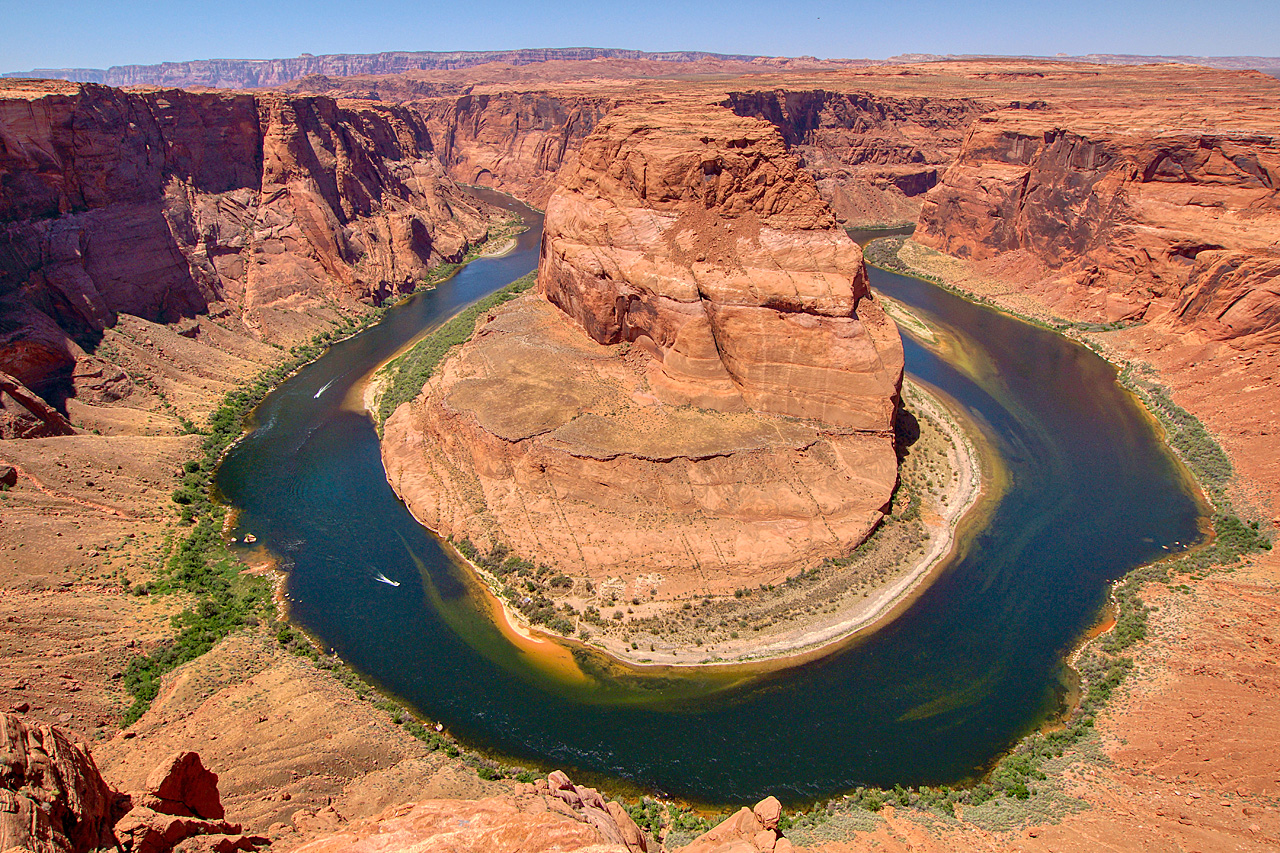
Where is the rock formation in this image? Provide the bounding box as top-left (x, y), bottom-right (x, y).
top-left (724, 90), bottom-right (987, 226)
top-left (114, 750), bottom-right (264, 853)
top-left (1, 371), bottom-right (76, 438)
top-left (382, 104), bottom-right (902, 594)
top-left (415, 92), bottom-right (619, 205)
top-left (678, 796), bottom-right (795, 853)
top-left (290, 771), bottom-right (646, 853)
top-left (915, 87), bottom-right (1280, 341)
top-left (537, 106), bottom-right (902, 429)
top-left (286, 779), bottom-right (800, 853)
top-left (0, 714), bottom-right (264, 853)
top-left (0, 713), bottom-right (124, 853)
top-left (0, 79), bottom-right (496, 422)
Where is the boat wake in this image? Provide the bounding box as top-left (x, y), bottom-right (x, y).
top-left (373, 571), bottom-right (401, 587)
top-left (313, 377), bottom-right (338, 399)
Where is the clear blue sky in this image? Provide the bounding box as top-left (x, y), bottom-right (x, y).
top-left (3, 0), bottom-right (1277, 72)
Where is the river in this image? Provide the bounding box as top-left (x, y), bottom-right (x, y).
top-left (216, 191), bottom-right (1204, 804)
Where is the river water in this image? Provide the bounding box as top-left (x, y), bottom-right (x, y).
top-left (216, 192), bottom-right (1204, 804)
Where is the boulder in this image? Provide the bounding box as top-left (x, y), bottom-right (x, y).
top-left (138, 752), bottom-right (224, 820)
top-left (675, 797), bottom-right (789, 853)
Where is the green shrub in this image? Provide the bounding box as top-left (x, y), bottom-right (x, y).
top-left (376, 272), bottom-right (537, 427)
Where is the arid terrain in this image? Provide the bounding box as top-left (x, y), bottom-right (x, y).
top-left (2, 52), bottom-right (1279, 853)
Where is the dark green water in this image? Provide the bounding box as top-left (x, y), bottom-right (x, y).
top-left (216, 192), bottom-right (1204, 804)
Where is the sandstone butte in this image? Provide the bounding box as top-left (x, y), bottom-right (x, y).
top-left (381, 103), bottom-right (904, 595)
top-left (3, 57), bottom-right (1280, 853)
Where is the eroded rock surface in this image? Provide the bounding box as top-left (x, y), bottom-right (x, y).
top-left (290, 771), bottom-right (645, 853)
top-left (0, 713), bottom-right (124, 853)
top-left (915, 73), bottom-right (1280, 342)
top-left (383, 104), bottom-right (902, 592)
top-left (0, 78), bottom-right (495, 423)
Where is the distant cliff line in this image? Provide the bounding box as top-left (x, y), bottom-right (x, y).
top-left (0, 47), bottom-right (866, 89)
top-left (6, 47), bottom-right (1280, 90)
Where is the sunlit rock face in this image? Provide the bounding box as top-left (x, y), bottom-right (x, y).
top-left (383, 103), bottom-right (903, 592)
top-left (538, 104), bottom-right (903, 431)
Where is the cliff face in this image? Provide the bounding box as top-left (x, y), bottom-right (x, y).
top-left (725, 89), bottom-right (988, 226)
top-left (915, 100), bottom-right (1280, 342)
top-left (0, 79), bottom-right (493, 403)
top-left (2, 49), bottom-right (823, 90)
top-left (539, 105), bottom-right (903, 429)
top-left (383, 104), bottom-right (902, 592)
top-left (416, 92), bottom-right (619, 206)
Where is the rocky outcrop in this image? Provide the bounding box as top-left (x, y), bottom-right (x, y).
top-left (677, 797), bottom-right (794, 853)
top-left (291, 772), bottom-right (645, 853)
top-left (288, 782), bottom-right (800, 853)
top-left (0, 713), bottom-right (125, 853)
top-left (915, 96), bottom-right (1280, 340)
top-left (0, 78), bottom-right (495, 417)
top-left (134, 752), bottom-right (224, 821)
top-left (114, 751), bottom-right (264, 853)
top-left (383, 104), bottom-right (901, 593)
top-left (1, 371), bottom-right (76, 438)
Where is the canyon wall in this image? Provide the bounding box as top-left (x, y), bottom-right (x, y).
top-left (725, 89), bottom-right (987, 225)
top-left (415, 92), bottom-right (619, 206)
top-left (915, 95), bottom-right (1280, 342)
top-left (0, 79), bottom-right (494, 418)
top-left (275, 76), bottom-right (985, 223)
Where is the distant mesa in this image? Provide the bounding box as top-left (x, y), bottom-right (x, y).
top-left (382, 103), bottom-right (904, 594)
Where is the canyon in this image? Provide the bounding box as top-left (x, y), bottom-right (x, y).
top-left (1, 54), bottom-right (1278, 853)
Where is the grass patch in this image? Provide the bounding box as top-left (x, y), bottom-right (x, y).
top-left (374, 271), bottom-right (537, 427)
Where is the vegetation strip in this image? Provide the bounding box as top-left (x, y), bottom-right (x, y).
top-left (769, 237), bottom-right (1273, 835)
top-left (373, 270), bottom-right (538, 427)
top-left (121, 218), bottom-right (522, 725)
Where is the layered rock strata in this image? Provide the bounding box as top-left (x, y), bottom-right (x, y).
top-left (0, 713), bottom-right (124, 853)
top-left (915, 85), bottom-right (1280, 343)
top-left (0, 79), bottom-right (495, 415)
top-left (383, 105), bottom-right (902, 592)
top-left (725, 89), bottom-right (988, 226)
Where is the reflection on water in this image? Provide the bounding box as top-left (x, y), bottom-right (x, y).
top-left (217, 197), bottom-right (1204, 804)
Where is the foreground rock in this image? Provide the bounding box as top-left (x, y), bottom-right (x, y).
top-left (291, 771), bottom-right (646, 853)
top-left (678, 796), bottom-right (793, 853)
top-left (383, 104), bottom-right (902, 596)
top-left (0, 713), bottom-right (123, 853)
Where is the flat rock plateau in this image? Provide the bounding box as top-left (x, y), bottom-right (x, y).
top-left (2, 54), bottom-right (1279, 853)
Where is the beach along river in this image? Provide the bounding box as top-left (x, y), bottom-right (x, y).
top-left (216, 193), bottom-right (1204, 804)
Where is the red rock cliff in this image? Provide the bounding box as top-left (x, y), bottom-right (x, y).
top-left (724, 89), bottom-right (987, 226)
top-left (0, 79), bottom-right (494, 401)
top-left (915, 85), bottom-right (1280, 343)
top-left (538, 104), bottom-right (903, 430)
